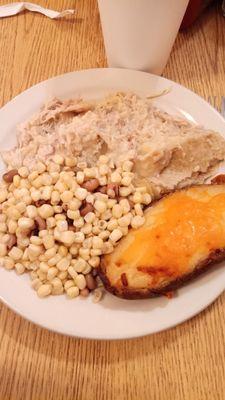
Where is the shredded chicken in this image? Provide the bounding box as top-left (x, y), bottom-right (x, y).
top-left (1, 92), bottom-right (225, 195)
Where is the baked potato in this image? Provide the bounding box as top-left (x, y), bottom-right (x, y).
top-left (99, 184), bottom-right (225, 299)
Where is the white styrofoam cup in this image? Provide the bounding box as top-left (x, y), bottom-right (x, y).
top-left (98, 0), bottom-right (189, 75)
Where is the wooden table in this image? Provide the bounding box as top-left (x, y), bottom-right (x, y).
top-left (0, 1), bottom-right (224, 399)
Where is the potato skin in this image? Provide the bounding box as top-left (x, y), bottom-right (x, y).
top-left (98, 248), bottom-right (225, 299)
top-left (98, 182), bottom-right (225, 300)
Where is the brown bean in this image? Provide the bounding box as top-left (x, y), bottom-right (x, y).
top-left (80, 288), bottom-right (90, 297)
top-left (82, 179), bottom-right (100, 192)
top-left (3, 169), bottom-right (18, 183)
top-left (98, 185), bottom-right (107, 194)
top-left (35, 216), bottom-right (46, 230)
top-left (7, 234), bottom-right (17, 250)
top-left (68, 225), bottom-right (76, 232)
top-left (80, 202), bottom-right (94, 217)
top-left (107, 183), bottom-right (119, 198)
top-left (85, 273), bottom-right (97, 290)
top-left (34, 199), bottom-right (46, 207)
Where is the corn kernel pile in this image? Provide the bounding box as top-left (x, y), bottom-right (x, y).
top-left (0, 155), bottom-right (151, 299)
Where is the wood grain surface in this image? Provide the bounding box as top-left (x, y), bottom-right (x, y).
top-left (0, 1), bottom-right (224, 399)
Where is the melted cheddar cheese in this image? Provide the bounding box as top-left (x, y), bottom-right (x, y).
top-left (104, 186), bottom-right (225, 289)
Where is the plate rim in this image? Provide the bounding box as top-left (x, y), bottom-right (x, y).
top-left (0, 270), bottom-right (224, 340)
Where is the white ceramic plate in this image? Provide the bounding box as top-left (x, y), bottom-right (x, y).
top-left (0, 68), bottom-right (224, 340)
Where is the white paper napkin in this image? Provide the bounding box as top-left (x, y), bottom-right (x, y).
top-left (0, 2), bottom-right (75, 19)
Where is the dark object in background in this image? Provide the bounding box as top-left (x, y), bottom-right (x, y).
top-left (180, 0), bottom-right (216, 29)
top-left (222, 0), bottom-right (225, 15)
